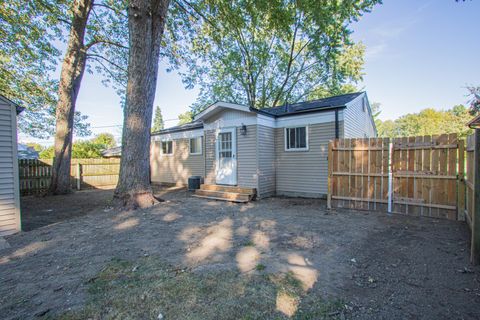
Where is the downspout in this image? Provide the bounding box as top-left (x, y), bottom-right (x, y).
top-left (334, 109), bottom-right (339, 139)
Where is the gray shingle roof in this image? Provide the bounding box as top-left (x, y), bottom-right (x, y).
top-left (258, 92), bottom-right (363, 117)
top-left (151, 121), bottom-right (204, 136)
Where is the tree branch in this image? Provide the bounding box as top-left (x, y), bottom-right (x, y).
top-left (93, 2), bottom-right (128, 18)
top-left (271, 12), bottom-right (300, 107)
top-left (86, 53), bottom-right (127, 72)
top-left (85, 38), bottom-right (128, 51)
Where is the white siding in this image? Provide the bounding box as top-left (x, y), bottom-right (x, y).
top-left (0, 99), bottom-right (21, 236)
top-left (343, 93), bottom-right (376, 138)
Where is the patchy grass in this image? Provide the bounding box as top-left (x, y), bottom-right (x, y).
top-left (255, 263), bottom-right (267, 271)
top-left (56, 257), bottom-right (344, 320)
top-left (242, 240), bottom-right (255, 247)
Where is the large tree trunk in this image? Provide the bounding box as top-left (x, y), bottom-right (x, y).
top-left (49, 0), bottom-right (93, 194)
top-left (114, 0), bottom-right (170, 209)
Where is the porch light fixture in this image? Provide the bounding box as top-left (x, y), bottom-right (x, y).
top-left (240, 124), bottom-right (247, 136)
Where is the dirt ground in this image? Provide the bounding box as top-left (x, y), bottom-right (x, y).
top-left (1, 187), bottom-right (479, 319)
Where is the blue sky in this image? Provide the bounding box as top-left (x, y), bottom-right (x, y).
top-left (19, 0), bottom-right (480, 145)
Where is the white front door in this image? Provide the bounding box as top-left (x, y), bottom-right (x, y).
top-left (216, 128), bottom-right (237, 185)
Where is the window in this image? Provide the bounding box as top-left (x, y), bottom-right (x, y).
top-left (189, 137), bottom-right (202, 155)
top-left (161, 141), bottom-right (173, 155)
top-left (285, 126), bottom-right (308, 151)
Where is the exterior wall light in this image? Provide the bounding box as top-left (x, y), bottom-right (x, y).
top-left (240, 124), bottom-right (247, 136)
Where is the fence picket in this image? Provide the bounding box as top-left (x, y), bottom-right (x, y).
top-left (18, 158), bottom-right (120, 195)
top-left (328, 134), bottom-right (461, 221)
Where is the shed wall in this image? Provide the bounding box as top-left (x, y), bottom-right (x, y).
top-left (0, 101), bottom-right (21, 236)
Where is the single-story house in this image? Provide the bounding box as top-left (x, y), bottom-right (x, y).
top-left (0, 95), bottom-right (23, 236)
top-left (150, 92), bottom-right (376, 199)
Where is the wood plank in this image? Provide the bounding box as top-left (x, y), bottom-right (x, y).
top-left (458, 138), bottom-right (466, 221)
top-left (332, 195), bottom-right (388, 204)
top-left (332, 172), bottom-right (388, 177)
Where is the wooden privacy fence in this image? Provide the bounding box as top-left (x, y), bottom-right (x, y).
top-left (327, 134), bottom-right (464, 221)
top-left (465, 134), bottom-right (478, 230)
top-left (18, 158), bottom-right (120, 195)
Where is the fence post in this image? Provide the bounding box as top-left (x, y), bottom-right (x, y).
top-left (472, 129), bottom-right (480, 265)
top-left (327, 140), bottom-right (333, 209)
top-left (76, 163), bottom-right (82, 191)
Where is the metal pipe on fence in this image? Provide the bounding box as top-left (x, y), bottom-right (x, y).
top-left (387, 141), bottom-right (393, 214)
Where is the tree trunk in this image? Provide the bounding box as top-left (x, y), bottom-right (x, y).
top-left (114, 0), bottom-right (170, 209)
top-left (49, 0), bottom-right (93, 194)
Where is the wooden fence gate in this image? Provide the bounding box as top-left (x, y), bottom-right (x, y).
top-left (327, 134), bottom-right (464, 220)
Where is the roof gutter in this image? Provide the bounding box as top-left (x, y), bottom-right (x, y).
top-left (251, 104), bottom-right (346, 118)
top-left (151, 123), bottom-right (204, 136)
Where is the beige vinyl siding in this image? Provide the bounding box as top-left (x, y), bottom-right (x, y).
top-left (344, 94), bottom-right (376, 138)
top-left (0, 101), bottom-right (21, 236)
top-left (275, 121), bottom-right (341, 197)
top-left (150, 137), bottom-right (205, 185)
top-left (236, 125), bottom-right (257, 189)
top-left (204, 130), bottom-right (216, 184)
top-left (257, 125), bottom-right (275, 197)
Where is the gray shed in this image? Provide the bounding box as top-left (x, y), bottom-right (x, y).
top-left (0, 95), bottom-right (23, 236)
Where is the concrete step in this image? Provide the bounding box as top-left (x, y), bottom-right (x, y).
top-left (199, 184), bottom-right (256, 195)
top-left (193, 189), bottom-right (252, 203)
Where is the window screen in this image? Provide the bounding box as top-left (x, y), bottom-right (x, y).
top-left (189, 137), bottom-right (202, 154)
top-left (285, 127), bottom-right (307, 150)
top-left (162, 141), bottom-right (173, 154)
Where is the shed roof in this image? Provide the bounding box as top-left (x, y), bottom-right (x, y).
top-left (0, 94), bottom-right (25, 114)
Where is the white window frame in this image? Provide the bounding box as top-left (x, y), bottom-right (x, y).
top-left (189, 136), bottom-right (203, 155)
top-left (161, 140), bottom-right (173, 156)
top-left (284, 126), bottom-right (309, 152)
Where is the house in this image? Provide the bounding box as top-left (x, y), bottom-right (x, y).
top-left (0, 95), bottom-right (23, 236)
top-left (150, 92), bottom-right (376, 200)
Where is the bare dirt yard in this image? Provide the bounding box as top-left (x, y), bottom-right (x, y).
top-left (1, 186), bottom-right (479, 319)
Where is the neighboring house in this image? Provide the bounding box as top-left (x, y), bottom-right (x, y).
top-left (17, 144), bottom-right (39, 160)
top-left (150, 92), bottom-right (376, 199)
top-left (101, 146), bottom-right (122, 158)
top-left (0, 95), bottom-right (23, 236)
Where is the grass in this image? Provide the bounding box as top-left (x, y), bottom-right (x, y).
top-left (56, 256), bottom-right (344, 320)
top-left (255, 263), bottom-right (267, 271)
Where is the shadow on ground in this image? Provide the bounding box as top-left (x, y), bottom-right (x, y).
top-left (1, 186), bottom-right (479, 319)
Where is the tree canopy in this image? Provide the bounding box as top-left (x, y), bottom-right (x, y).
top-left (39, 132), bottom-right (116, 158)
top-left (178, 110), bottom-right (193, 125)
top-left (376, 105), bottom-right (473, 139)
top-left (152, 106), bottom-right (164, 131)
top-left (173, 0), bottom-right (379, 113)
top-left (0, 0), bottom-right (128, 139)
